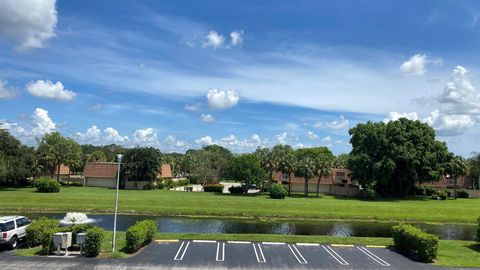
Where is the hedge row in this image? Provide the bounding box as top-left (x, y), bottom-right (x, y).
top-left (125, 220), bottom-right (157, 253)
top-left (83, 226), bottom-right (105, 257)
top-left (34, 178), bottom-right (60, 193)
top-left (203, 184), bottom-right (224, 193)
top-left (392, 224), bottom-right (439, 262)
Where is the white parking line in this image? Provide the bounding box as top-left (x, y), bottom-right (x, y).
top-left (356, 246), bottom-right (390, 267)
top-left (322, 245), bottom-right (349, 266)
top-left (173, 241), bottom-right (190, 261)
top-left (262, 242), bottom-right (285, 245)
top-left (296, 243), bottom-right (319, 246)
top-left (216, 242), bottom-right (225, 262)
top-left (227, 241), bottom-right (251, 244)
top-left (288, 244), bottom-right (308, 264)
top-left (252, 243), bottom-right (266, 263)
top-left (193, 240), bottom-right (217, 243)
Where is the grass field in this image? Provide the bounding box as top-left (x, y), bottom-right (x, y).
top-left (14, 232), bottom-right (480, 268)
top-left (1, 187), bottom-right (479, 223)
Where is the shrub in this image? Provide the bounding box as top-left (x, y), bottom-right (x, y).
top-left (143, 183), bottom-right (156, 190)
top-left (83, 226), bottom-right (105, 257)
top-left (392, 224), bottom-right (439, 262)
top-left (34, 177), bottom-right (60, 193)
top-left (424, 186), bottom-right (436, 196)
top-left (270, 183), bottom-right (288, 199)
top-left (125, 220), bottom-right (157, 253)
top-left (203, 184), bottom-right (224, 193)
top-left (445, 189), bottom-right (452, 197)
top-left (457, 190), bottom-right (469, 198)
top-left (26, 217), bottom-right (59, 254)
top-left (163, 179), bottom-right (174, 189)
top-left (358, 183), bottom-right (376, 199)
top-left (228, 185), bottom-right (245, 194)
top-left (70, 223), bottom-right (95, 245)
top-left (414, 186), bottom-right (426, 196)
top-left (437, 190), bottom-right (448, 200)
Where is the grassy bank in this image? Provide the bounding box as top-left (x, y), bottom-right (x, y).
top-left (14, 232), bottom-right (480, 268)
top-left (1, 187), bottom-right (479, 223)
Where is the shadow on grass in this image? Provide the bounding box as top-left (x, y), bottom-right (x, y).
top-left (467, 243), bottom-right (480, 253)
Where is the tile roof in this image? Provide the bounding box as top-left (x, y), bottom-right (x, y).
top-left (160, 164), bottom-right (172, 178)
top-left (84, 162), bottom-right (118, 179)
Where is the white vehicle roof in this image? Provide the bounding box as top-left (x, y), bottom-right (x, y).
top-left (0, 216), bottom-right (25, 223)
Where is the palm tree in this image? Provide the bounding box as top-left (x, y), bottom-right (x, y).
top-left (295, 156), bottom-right (316, 196)
top-left (448, 155), bottom-right (470, 199)
top-left (273, 145), bottom-right (296, 197)
top-left (314, 155), bottom-right (334, 197)
top-left (468, 152), bottom-right (480, 190)
top-left (255, 147), bottom-right (277, 190)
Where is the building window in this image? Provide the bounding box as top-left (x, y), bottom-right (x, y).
top-left (336, 172), bottom-right (346, 183)
top-left (446, 176), bottom-right (455, 186)
top-left (281, 173), bottom-right (289, 180)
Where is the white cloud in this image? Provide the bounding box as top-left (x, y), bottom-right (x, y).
top-left (322, 135), bottom-right (332, 142)
top-left (230, 30), bottom-right (243, 47)
top-left (26, 80), bottom-right (76, 101)
top-left (31, 108), bottom-right (56, 136)
top-left (75, 125), bottom-right (101, 144)
top-left (0, 0), bottom-right (57, 50)
top-left (206, 89), bottom-right (240, 109)
top-left (424, 110), bottom-right (475, 136)
top-left (314, 116), bottom-right (349, 129)
top-left (203, 31), bottom-right (225, 49)
top-left (195, 135), bottom-right (214, 146)
top-left (221, 134), bottom-right (237, 143)
top-left (104, 127), bottom-right (129, 144)
top-left (384, 111), bottom-right (419, 122)
top-left (133, 128), bottom-right (158, 145)
top-left (163, 135), bottom-right (189, 152)
top-left (275, 132), bottom-right (288, 144)
top-left (400, 54), bottom-right (427, 76)
top-left (306, 131), bottom-right (318, 140)
top-left (201, 113), bottom-right (215, 122)
top-left (399, 54), bottom-right (443, 76)
top-left (0, 80), bottom-right (18, 99)
top-left (185, 103), bottom-right (201, 111)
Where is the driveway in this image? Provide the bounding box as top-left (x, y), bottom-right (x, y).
top-left (0, 240), bottom-right (455, 269)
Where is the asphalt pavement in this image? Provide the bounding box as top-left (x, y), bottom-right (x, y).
top-left (0, 239), bottom-right (457, 269)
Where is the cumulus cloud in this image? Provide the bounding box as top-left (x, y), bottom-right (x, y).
top-left (0, 0), bottom-right (57, 50)
top-left (27, 80), bottom-right (76, 101)
top-left (399, 54), bottom-right (443, 76)
top-left (185, 103), bottom-right (201, 111)
top-left (133, 128), bottom-right (158, 146)
top-left (203, 31), bottom-right (225, 49)
top-left (206, 89), bottom-right (240, 109)
top-left (2, 108), bottom-right (56, 139)
top-left (314, 116), bottom-right (349, 129)
top-left (424, 110), bottom-right (475, 136)
top-left (195, 135), bottom-right (214, 146)
top-left (201, 113), bottom-right (215, 122)
top-left (306, 131), bottom-right (318, 140)
top-left (75, 125), bottom-right (101, 144)
top-left (0, 80), bottom-right (18, 99)
top-left (275, 132), bottom-right (288, 144)
top-left (230, 30), bottom-right (243, 47)
top-left (104, 127), bottom-right (129, 144)
top-left (384, 111), bottom-right (419, 122)
top-left (322, 135), bottom-right (332, 142)
top-left (76, 126), bottom-right (129, 145)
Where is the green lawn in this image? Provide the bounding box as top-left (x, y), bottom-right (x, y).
top-left (14, 232), bottom-right (480, 268)
top-left (1, 187), bottom-right (478, 223)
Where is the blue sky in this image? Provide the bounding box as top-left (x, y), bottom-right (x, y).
top-left (1, 0), bottom-right (480, 155)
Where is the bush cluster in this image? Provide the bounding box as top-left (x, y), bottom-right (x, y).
top-left (159, 178), bottom-right (189, 190)
top-left (83, 226), bottom-right (105, 257)
top-left (269, 183), bottom-right (288, 199)
top-left (203, 184), bottom-right (224, 193)
top-left (392, 224), bottom-right (439, 262)
top-left (34, 178), bottom-right (60, 193)
top-left (424, 186), bottom-right (436, 196)
top-left (125, 220), bottom-right (157, 253)
top-left (25, 217), bottom-right (59, 254)
top-left (456, 190), bottom-right (469, 198)
top-left (143, 183), bottom-right (156, 190)
top-left (228, 185), bottom-right (245, 194)
top-left (436, 190), bottom-right (448, 200)
top-left (69, 223), bottom-right (95, 244)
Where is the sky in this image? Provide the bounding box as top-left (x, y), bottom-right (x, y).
top-left (1, 0), bottom-right (480, 156)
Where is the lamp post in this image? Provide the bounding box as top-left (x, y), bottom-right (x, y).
top-left (112, 154), bottom-right (123, 253)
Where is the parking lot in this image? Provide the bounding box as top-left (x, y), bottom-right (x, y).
top-left (130, 240), bottom-right (440, 269)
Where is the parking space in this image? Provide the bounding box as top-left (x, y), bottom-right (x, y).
top-left (126, 240), bottom-right (440, 269)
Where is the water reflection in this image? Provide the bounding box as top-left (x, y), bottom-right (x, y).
top-left (17, 213), bottom-right (477, 241)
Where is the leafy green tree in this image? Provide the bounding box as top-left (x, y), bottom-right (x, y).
top-left (468, 153), bottom-right (480, 190)
top-left (37, 132), bottom-right (82, 181)
top-left (273, 145), bottom-right (296, 197)
top-left (0, 129), bottom-right (35, 186)
top-left (295, 156), bottom-right (316, 196)
top-left (446, 155), bottom-right (469, 199)
top-left (348, 118), bottom-right (452, 197)
top-left (295, 147), bottom-right (335, 197)
top-left (224, 154), bottom-right (266, 194)
top-left (334, 153), bottom-right (350, 169)
top-left (254, 147), bottom-right (277, 189)
top-left (88, 150), bottom-right (107, 162)
top-left (121, 147), bottom-right (162, 183)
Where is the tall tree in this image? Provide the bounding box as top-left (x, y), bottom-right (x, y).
top-left (88, 150), bottom-right (107, 162)
top-left (0, 129), bottom-right (35, 186)
top-left (224, 154), bottom-right (266, 194)
top-left (468, 152), bottom-right (480, 190)
top-left (348, 118), bottom-right (452, 197)
top-left (295, 156), bottom-right (316, 196)
top-left (296, 147), bottom-right (334, 197)
top-left (121, 147), bottom-right (162, 183)
top-left (254, 147), bottom-right (277, 190)
top-left (447, 155), bottom-right (469, 199)
top-left (333, 153), bottom-right (350, 169)
top-left (273, 145), bottom-right (296, 197)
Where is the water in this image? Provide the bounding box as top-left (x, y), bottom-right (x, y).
top-left (19, 213), bottom-right (477, 241)
top-left (59, 212), bottom-right (96, 225)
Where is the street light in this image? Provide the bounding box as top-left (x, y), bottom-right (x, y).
top-left (112, 153), bottom-right (123, 253)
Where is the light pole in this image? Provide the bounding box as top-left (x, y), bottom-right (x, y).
top-left (112, 154), bottom-right (123, 253)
